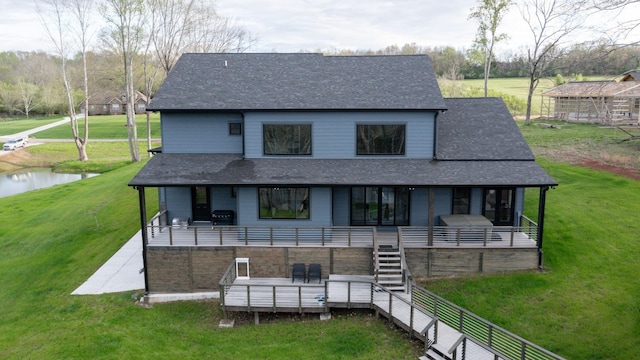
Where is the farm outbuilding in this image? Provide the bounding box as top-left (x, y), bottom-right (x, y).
top-left (541, 79), bottom-right (640, 125)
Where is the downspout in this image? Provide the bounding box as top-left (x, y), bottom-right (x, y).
top-left (136, 186), bottom-right (150, 294)
top-left (241, 112), bottom-right (246, 159)
top-left (433, 110), bottom-right (441, 160)
top-left (537, 186), bottom-right (550, 270)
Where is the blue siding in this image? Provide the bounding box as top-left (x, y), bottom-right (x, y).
top-left (165, 187), bottom-right (192, 222)
top-left (243, 111), bottom-right (435, 159)
top-left (161, 112), bottom-right (243, 153)
top-left (211, 187), bottom-right (237, 214)
top-left (410, 188), bottom-right (429, 226)
top-left (237, 187), bottom-right (332, 226)
top-left (433, 188), bottom-right (451, 225)
top-left (332, 187), bottom-right (350, 226)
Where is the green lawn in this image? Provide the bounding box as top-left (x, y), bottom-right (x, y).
top-left (0, 115), bottom-right (64, 136)
top-left (32, 114), bottom-right (161, 139)
top-left (461, 77), bottom-right (557, 115)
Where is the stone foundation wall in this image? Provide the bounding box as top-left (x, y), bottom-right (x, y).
top-left (146, 246), bottom-right (374, 293)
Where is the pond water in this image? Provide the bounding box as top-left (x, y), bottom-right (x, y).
top-left (0, 169), bottom-right (99, 198)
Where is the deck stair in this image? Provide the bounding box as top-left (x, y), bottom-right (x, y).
top-left (375, 245), bottom-right (405, 292)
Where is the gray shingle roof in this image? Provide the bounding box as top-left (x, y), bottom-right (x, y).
top-left (436, 98), bottom-right (535, 161)
top-left (147, 53), bottom-right (447, 111)
top-left (129, 153), bottom-right (557, 187)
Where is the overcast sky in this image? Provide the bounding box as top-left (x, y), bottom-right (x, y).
top-left (1, 0), bottom-right (638, 56)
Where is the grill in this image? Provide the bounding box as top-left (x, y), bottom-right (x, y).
top-left (212, 210), bottom-right (234, 225)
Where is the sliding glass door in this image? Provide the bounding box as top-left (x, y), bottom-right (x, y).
top-left (350, 187), bottom-right (409, 226)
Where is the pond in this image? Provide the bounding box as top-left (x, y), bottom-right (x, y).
top-left (0, 169), bottom-right (99, 198)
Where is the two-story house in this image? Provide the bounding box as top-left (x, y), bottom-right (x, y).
top-left (129, 53), bottom-right (556, 295)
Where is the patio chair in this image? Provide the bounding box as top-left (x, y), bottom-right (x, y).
top-left (307, 263), bottom-right (321, 284)
top-left (292, 263), bottom-right (306, 283)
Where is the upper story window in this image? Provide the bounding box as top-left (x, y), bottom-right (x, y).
top-left (263, 124), bottom-right (311, 155)
top-left (357, 124), bottom-right (405, 155)
top-left (112, 103), bottom-right (120, 110)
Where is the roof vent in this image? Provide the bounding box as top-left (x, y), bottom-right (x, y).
top-left (224, 60), bottom-right (228, 68)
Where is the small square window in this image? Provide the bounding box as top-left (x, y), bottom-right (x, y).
top-left (229, 122), bottom-right (242, 135)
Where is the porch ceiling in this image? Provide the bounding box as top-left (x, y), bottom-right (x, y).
top-left (128, 153), bottom-right (557, 187)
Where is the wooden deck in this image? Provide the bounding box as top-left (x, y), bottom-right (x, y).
top-left (220, 275), bottom-right (556, 360)
top-left (221, 275), bottom-right (486, 358)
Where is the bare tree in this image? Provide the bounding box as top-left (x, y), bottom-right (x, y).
top-left (185, 1), bottom-right (256, 54)
top-left (101, 0), bottom-right (146, 162)
top-left (520, 0), bottom-right (585, 125)
top-left (68, 0), bottom-right (95, 161)
top-left (469, 0), bottom-right (512, 97)
top-left (148, 0), bottom-right (195, 74)
top-left (150, 0), bottom-right (256, 75)
top-left (36, 0), bottom-right (85, 157)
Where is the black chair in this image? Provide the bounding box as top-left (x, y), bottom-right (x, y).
top-left (307, 263), bottom-right (321, 284)
top-left (292, 263), bottom-right (306, 283)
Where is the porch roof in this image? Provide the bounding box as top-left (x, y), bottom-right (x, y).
top-left (128, 153), bottom-right (557, 187)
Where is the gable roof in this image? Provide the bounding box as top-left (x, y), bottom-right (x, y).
top-left (541, 81), bottom-right (640, 98)
top-left (147, 53), bottom-right (447, 111)
top-left (436, 98), bottom-right (534, 161)
top-left (621, 70), bottom-right (640, 81)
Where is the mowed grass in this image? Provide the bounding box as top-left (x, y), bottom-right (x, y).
top-left (0, 115), bottom-right (63, 136)
top-left (0, 164), bottom-right (421, 358)
top-left (31, 114), bottom-right (161, 139)
top-left (462, 77), bottom-right (557, 115)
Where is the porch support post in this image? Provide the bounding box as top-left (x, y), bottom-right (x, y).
top-left (428, 187), bottom-right (434, 246)
top-left (136, 186), bottom-right (150, 294)
top-left (537, 186), bottom-right (550, 269)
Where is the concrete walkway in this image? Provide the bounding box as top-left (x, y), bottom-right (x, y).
top-left (72, 231), bottom-right (145, 295)
top-left (71, 230), bottom-right (219, 302)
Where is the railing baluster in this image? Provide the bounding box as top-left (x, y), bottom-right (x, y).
top-left (194, 227), bottom-right (198, 245)
top-left (270, 227), bottom-right (273, 246)
top-left (347, 282), bottom-right (351, 308)
top-left (272, 286), bottom-right (276, 312)
top-left (298, 287), bottom-right (302, 313)
top-left (169, 227), bottom-right (173, 245)
top-left (510, 227), bottom-right (515, 246)
top-left (244, 227), bottom-right (248, 245)
top-left (247, 286), bottom-right (251, 311)
top-left (483, 228), bottom-right (488, 246)
top-left (219, 227), bottom-right (223, 245)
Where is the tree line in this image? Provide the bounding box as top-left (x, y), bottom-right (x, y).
top-left (4, 42), bottom-right (639, 115)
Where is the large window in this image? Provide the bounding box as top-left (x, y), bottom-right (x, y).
top-left (452, 188), bottom-right (471, 215)
top-left (259, 188), bottom-right (310, 219)
top-left (263, 124), bottom-right (311, 155)
top-left (357, 124), bottom-right (405, 155)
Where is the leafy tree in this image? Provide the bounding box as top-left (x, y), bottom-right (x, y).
top-left (469, 0), bottom-right (512, 97)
